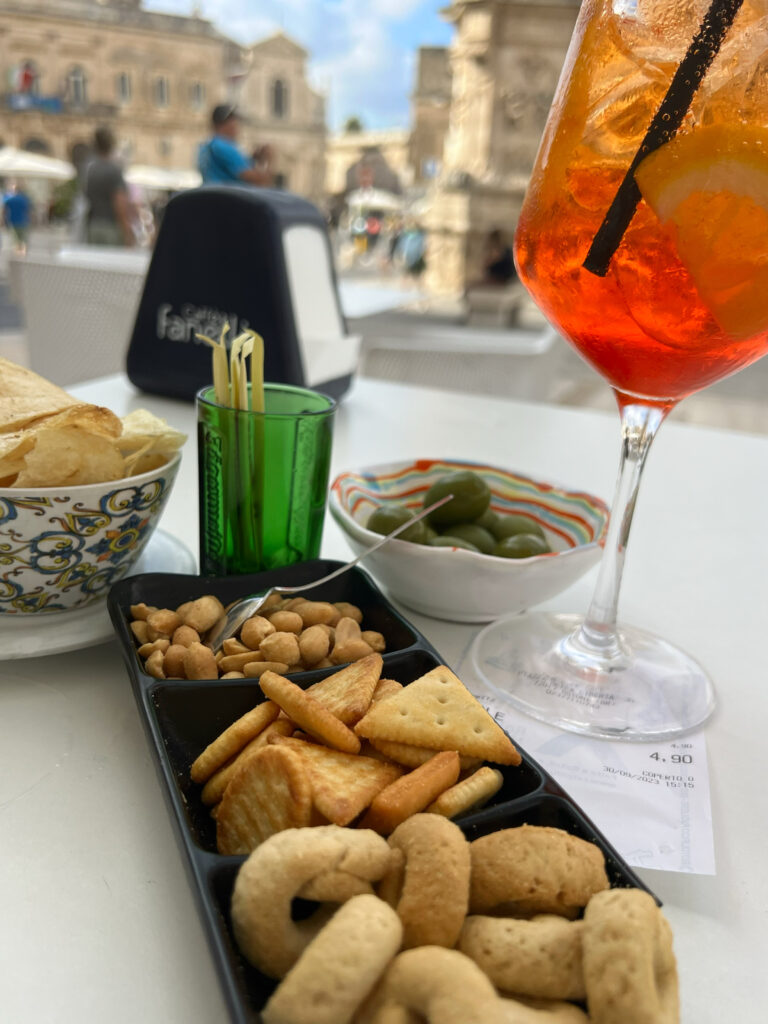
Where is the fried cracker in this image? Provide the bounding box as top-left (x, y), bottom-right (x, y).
top-left (304, 653), bottom-right (382, 725)
top-left (358, 750), bottom-right (460, 834)
top-left (427, 766), bottom-right (504, 818)
top-left (270, 734), bottom-right (403, 825)
top-left (355, 665), bottom-right (521, 765)
top-left (200, 719), bottom-right (294, 806)
top-left (371, 677), bottom-right (404, 703)
top-left (190, 700), bottom-right (280, 783)
top-left (259, 671), bottom-right (361, 754)
top-left (369, 737), bottom-right (482, 772)
top-left (216, 745), bottom-right (312, 854)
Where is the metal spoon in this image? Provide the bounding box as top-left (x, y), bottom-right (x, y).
top-left (204, 493), bottom-right (452, 653)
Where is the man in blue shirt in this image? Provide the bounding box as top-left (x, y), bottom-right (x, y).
top-left (198, 105), bottom-right (274, 186)
top-left (3, 182), bottom-right (32, 255)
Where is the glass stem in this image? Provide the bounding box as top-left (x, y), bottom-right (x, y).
top-left (569, 400), bottom-right (668, 668)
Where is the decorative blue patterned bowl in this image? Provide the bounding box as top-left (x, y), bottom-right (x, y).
top-left (0, 453), bottom-right (181, 615)
top-left (330, 457), bottom-right (609, 623)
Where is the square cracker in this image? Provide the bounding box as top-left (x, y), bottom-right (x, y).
top-left (215, 744), bottom-right (312, 854)
top-left (305, 653), bottom-right (382, 725)
top-left (354, 665), bottom-right (521, 766)
top-left (270, 735), bottom-right (403, 825)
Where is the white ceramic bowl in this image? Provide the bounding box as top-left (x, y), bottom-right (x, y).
top-left (330, 458), bottom-right (609, 623)
top-left (0, 453), bottom-right (181, 615)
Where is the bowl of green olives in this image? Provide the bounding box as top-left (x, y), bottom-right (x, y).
top-left (329, 458), bottom-right (609, 622)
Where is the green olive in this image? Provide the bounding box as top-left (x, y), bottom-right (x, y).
top-left (493, 534), bottom-right (551, 558)
top-left (492, 514), bottom-right (547, 542)
top-left (367, 505), bottom-right (428, 544)
top-left (423, 471), bottom-right (491, 526)
top-left (439, 522), bottom-right (496, 554)
top-left (473, 508), bottom-right (500, 533)
top-left (428, 535), bottom-right (481, 553)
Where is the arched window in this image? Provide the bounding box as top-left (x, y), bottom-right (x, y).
top-left (271, 78), bottom-right (288, 119)
top-left (68, 66), bottom-right (87, 107)
top-left (116, 72), bottom-right (132, 104)
top-left (154, 75), bottom-right (170, 108)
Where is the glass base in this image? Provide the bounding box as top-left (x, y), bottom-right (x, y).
top-left (471, 612), bottom-right (716, 741)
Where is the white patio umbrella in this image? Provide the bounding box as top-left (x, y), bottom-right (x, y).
top-left (125, 165), bottom-right (201, 191)
top-left (346, 187), bottom-right (402, 212)
top-left (0, 146), bottom-right (74, 181)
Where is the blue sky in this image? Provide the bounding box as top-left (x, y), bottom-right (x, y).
top-left (145, 1), bottom-right (454, 131)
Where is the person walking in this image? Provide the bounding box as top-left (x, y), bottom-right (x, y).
top-left (3, 182), bottom-right (32, 255)
top-left (83, 126), bottom-right (135, 246)
top-left (198, 105), bottom-right (274, 186)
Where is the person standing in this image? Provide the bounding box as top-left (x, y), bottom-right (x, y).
top-left (84, 127), bottom-right (135, 246)
top-left (198, 105), bottom-right (274, 186)
top-left (3, 182), bottom-right (32, 255)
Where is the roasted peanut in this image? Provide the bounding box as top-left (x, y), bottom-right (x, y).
top-left (221, 671), bottom-right (246, 679)
top-left (130, 620), bottom-right (150, 645)
top-left (259, 631), bottom-right (301, 666)
top-left (240, 615), bottom-right (276, 650)
top-left (184, 642), bottom-right (219, 680)
top-left (163, 644), bottom-right (188, 679)
top-left (138, 638), bottom-right (170, 658)
top-left (298, 624), bottom-right (331, 666)
top-left (172, 624), bottom-right (200, 648)
top-left (361, 630), bottom-right (386, 653)
top-left (222, 638), bottom-right (252, 656)
top-left (282, 597), bottom-right (308, 612)
top-left (182, 595), bottom-right (225, 634)
top-left (146, 608), bottom-right (183, 636)
top-left (330, 638), bottom-right (375, 665)
top-left (267, 610), bottom-right (304, 635)
top-left (333, 601), bottom-right (363, 624)
top-left (296, 600), bottom-right (341, 627)
top-left (334, 616), bottom-right (362, 645)
top-left (242, 660), bottom-right (290, 677)
top-left (145, 649), bottom-right (166, 679)
top-left (260, 592), bottom-right (285, 612)
top-left (130, 603), bottom-right (157, 621)
top-left (219, 651), bottom-right (264, 673)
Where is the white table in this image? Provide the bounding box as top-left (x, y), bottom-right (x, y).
top-left (2, 374), bottom-right (766, 1022)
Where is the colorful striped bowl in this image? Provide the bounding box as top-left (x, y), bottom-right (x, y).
top-left (329, 458), bottom-right (609, 623)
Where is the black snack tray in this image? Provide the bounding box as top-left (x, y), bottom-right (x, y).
top-left (108, 560), bottom-right (655, 1024)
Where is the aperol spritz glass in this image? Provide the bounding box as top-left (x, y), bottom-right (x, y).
top-left (471, 0), bottom-right (768, 739)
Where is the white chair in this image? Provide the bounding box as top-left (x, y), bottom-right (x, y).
top-left (15, 248), bottom-right (149, 386)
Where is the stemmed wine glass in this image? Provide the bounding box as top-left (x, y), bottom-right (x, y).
top-left (471, 0), bottom-right (768, 739)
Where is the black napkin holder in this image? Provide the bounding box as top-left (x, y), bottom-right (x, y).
top-left (126, 186), bottom-right (358, 402)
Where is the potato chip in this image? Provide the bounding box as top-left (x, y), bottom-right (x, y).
top-left (304, 653), bottom-right (383, 725)
top-left (13, 426), bottom-right (126, 487)
top-left (0, 357), bottom-right (78, 433)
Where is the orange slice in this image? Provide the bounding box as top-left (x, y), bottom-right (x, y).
top-left (635, 125), bottom-right (768, 340)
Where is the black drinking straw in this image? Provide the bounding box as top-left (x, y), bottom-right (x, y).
top-left (582, 0), bottom-right (746, 277)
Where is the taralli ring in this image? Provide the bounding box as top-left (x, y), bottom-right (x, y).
top-left (364, 947), bottom-right (509, 1024)
top-left (459, 914), bottom-right (586, 1001)
top-left (470, 825), bottom-right (610, 917)
top-left (378, 813), bottom-right (470, 949)
top-left (499, 997), bottom-right (589, 1023)
top-left (231, 826), bottom-right (394, 978)
top-left (581, 888), bottom-right (679, 1024)
top-left (262, 894), bottom-right (402, 1024)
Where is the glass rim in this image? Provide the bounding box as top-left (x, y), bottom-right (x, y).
top-left (196, 382), bottom-right (337, 418)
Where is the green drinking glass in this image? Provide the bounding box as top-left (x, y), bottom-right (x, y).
top-left (197, 383), bottom-right (337, 576)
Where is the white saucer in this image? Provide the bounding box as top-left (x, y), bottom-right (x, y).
top-left (0, 530), bottom-right (197, 661)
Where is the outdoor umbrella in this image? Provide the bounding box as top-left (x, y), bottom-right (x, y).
top-left (0, 146), bottom-right (73, 181)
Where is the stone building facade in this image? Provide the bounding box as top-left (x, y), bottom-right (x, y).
top-left (325, 128), bottom-right (411, 199)
top-left (0, 0), bottom-right (326, 202)
top-left (422, 0), bottom-right (580, 293)
top-left (408, 46), bottom-right (452, 187)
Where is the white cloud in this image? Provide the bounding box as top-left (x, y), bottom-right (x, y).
top-left (145, 0), bottom-right (434, 128)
